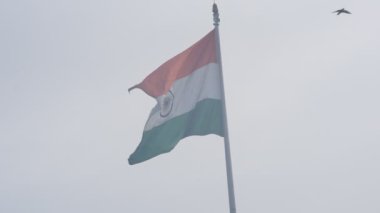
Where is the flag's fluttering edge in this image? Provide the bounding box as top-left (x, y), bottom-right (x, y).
top-left (128, 29), bottom-right (225, 165)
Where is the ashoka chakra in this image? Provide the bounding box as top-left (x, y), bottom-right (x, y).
top-left (159, 90), bottom-right (174, 117)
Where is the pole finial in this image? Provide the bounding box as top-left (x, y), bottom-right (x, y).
top-left (213, 3), bottom-right (220, 26)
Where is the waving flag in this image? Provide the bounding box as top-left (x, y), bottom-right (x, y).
top-left (128, 29), bottom-right (225, 165)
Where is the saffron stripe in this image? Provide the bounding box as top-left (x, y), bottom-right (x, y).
top-left (132, 30), bottom-right (216, 97)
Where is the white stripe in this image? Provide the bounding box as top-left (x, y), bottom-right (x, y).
top-left (144, 63), bottom-right (222, 131)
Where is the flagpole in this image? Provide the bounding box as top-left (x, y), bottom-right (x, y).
top-left (213, 3), bottom-right (237, 213)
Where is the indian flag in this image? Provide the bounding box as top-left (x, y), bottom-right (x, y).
top-left (128, 29), bottom-right (225, 165)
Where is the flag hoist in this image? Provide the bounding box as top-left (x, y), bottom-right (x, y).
top-left (128, 3), bottom-right (237, 213)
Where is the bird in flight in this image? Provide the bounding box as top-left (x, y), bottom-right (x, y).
top-left (333, 8), bottom-right (352, 15)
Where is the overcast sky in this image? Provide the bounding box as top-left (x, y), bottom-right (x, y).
top-left (1, 0), bottom-right (380, 212)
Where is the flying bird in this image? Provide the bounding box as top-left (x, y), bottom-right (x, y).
top-left (333, 8), bottom-right (351, 15)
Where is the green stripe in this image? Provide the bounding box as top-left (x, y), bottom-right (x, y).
top-left (129, 99), bottom-right (224, 165)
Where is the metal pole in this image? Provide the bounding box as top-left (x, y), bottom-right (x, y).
top-left (213, 3), bottom-right (237, 213)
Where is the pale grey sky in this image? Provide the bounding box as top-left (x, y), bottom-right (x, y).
top-left (1, 0), bottom-right (380, 212)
